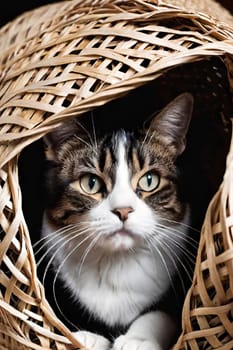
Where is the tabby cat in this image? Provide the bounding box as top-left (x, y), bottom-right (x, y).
top-left (41, 92), bottom-right (196, 350)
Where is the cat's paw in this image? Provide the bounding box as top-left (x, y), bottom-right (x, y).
top-left (112, 335), bottom-right (162, 350)
top-left (73, 330), bottom-right (111, 350)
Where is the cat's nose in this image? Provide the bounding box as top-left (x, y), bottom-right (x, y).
top-left (112, 207), bottom-right (134, 221)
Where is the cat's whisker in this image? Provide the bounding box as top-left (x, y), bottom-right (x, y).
top-left (160, 217), bottom-right (200, 233)
top-left (150, 225), bottom-right (197, 268)
top-left (35, 223), bottom-right (90, 262)
top-left (148, 229), bottom-right (194, 295)
top-left (33, 224), bottom-right (80, 255)
top-left (33, 221), bottom-right (91, 249)
top-left (33, 227), bottom-right (67, 250)
top-left (150, 236), bottom-right (188, 296)
top-left (157, 232), bottom-right (196, 263)
top-left (51, 231), bottom-right (97, 329)
top-left (78, 231), bottom-right (102, 278)
top-left (155, 225), bottom-right (198, 260)
top-left (155, 223), bottom-right (199, 249)
top-left (91, 111), bottom-right (98, 153)
top-left (163, 240), bottom-right (197, 266)
top-left (139, 126), bottom-right (151, 153)
top-left (158, 232), bottom-right (196, 266)
top-left (51, 230), bottom-right (96, 284)
top-left (75, 116), bottom-right (98, 154)
top-left (156, 236), bottom-right (194, 286)
top-left (147, 130), bottom-right (157, 146)
top-left (156, 220), bottom-right (199, 238)
top-left (74, 135), bottom-right (94, 151)
top-left (41, 227), bottom-right (91, 286)
top-left (145, 236), bottom-right (177, 296)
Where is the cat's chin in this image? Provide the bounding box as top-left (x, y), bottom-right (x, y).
top-left (97, 229), bottom-right (143, 253)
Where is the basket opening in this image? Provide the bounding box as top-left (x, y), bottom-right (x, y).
top-left (17, 56), bottom-right (233, 337)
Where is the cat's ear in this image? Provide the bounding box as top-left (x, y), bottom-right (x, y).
top-left (149, 93), bottom-right (193, 157)
top-left (44, 118), bottom-right (80, 161)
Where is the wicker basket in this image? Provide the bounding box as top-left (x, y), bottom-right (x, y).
top-left (0, 0), bottom-right (233, 349)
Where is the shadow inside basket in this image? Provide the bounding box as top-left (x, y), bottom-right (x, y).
top-left (17, 56), bottom-right (233, 343)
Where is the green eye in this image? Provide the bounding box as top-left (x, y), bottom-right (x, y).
top-left (138, 172), bottom-right (160, 192)
top-left (80, 174), bottom-right (102, 194)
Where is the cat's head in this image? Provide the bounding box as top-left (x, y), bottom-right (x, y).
top-left (43, 93), bottom-right (193, 253)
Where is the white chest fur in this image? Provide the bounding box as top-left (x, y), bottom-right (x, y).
top-left (58, 249), bottom-right (170, 327)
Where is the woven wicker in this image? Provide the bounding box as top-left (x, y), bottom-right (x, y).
top-left (0, 0), bottom-right (233, 349)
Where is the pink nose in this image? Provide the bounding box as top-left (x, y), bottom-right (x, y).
top-left (112, 207), bottom-right (134, 221)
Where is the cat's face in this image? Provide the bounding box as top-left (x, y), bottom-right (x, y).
top-left (43, 93), bottom-right (193, 254)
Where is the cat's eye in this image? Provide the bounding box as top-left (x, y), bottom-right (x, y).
top-left (138, 172), bottom-right (160, 192)
top-left (80, 174), bottom-right (103, 194)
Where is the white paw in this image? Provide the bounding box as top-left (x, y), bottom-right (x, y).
top-left (73, 330), bottom-right (111, 350)
top-left (112, 335), bottom-right (161, 350)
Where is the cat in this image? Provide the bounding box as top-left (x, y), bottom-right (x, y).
top-left (40, 92), bottom-right (197, 350)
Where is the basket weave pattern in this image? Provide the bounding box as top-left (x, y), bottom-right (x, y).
top-left (0, 1), bottom-right (233, 349)
top-left (175, 137), bottom-right (233, 349)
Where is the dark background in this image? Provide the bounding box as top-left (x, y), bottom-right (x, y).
top-left (0, 0), bottom-right (233, 28)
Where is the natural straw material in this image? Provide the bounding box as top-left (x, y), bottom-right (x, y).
top-left (0, 0), bottom-right (233, 349)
